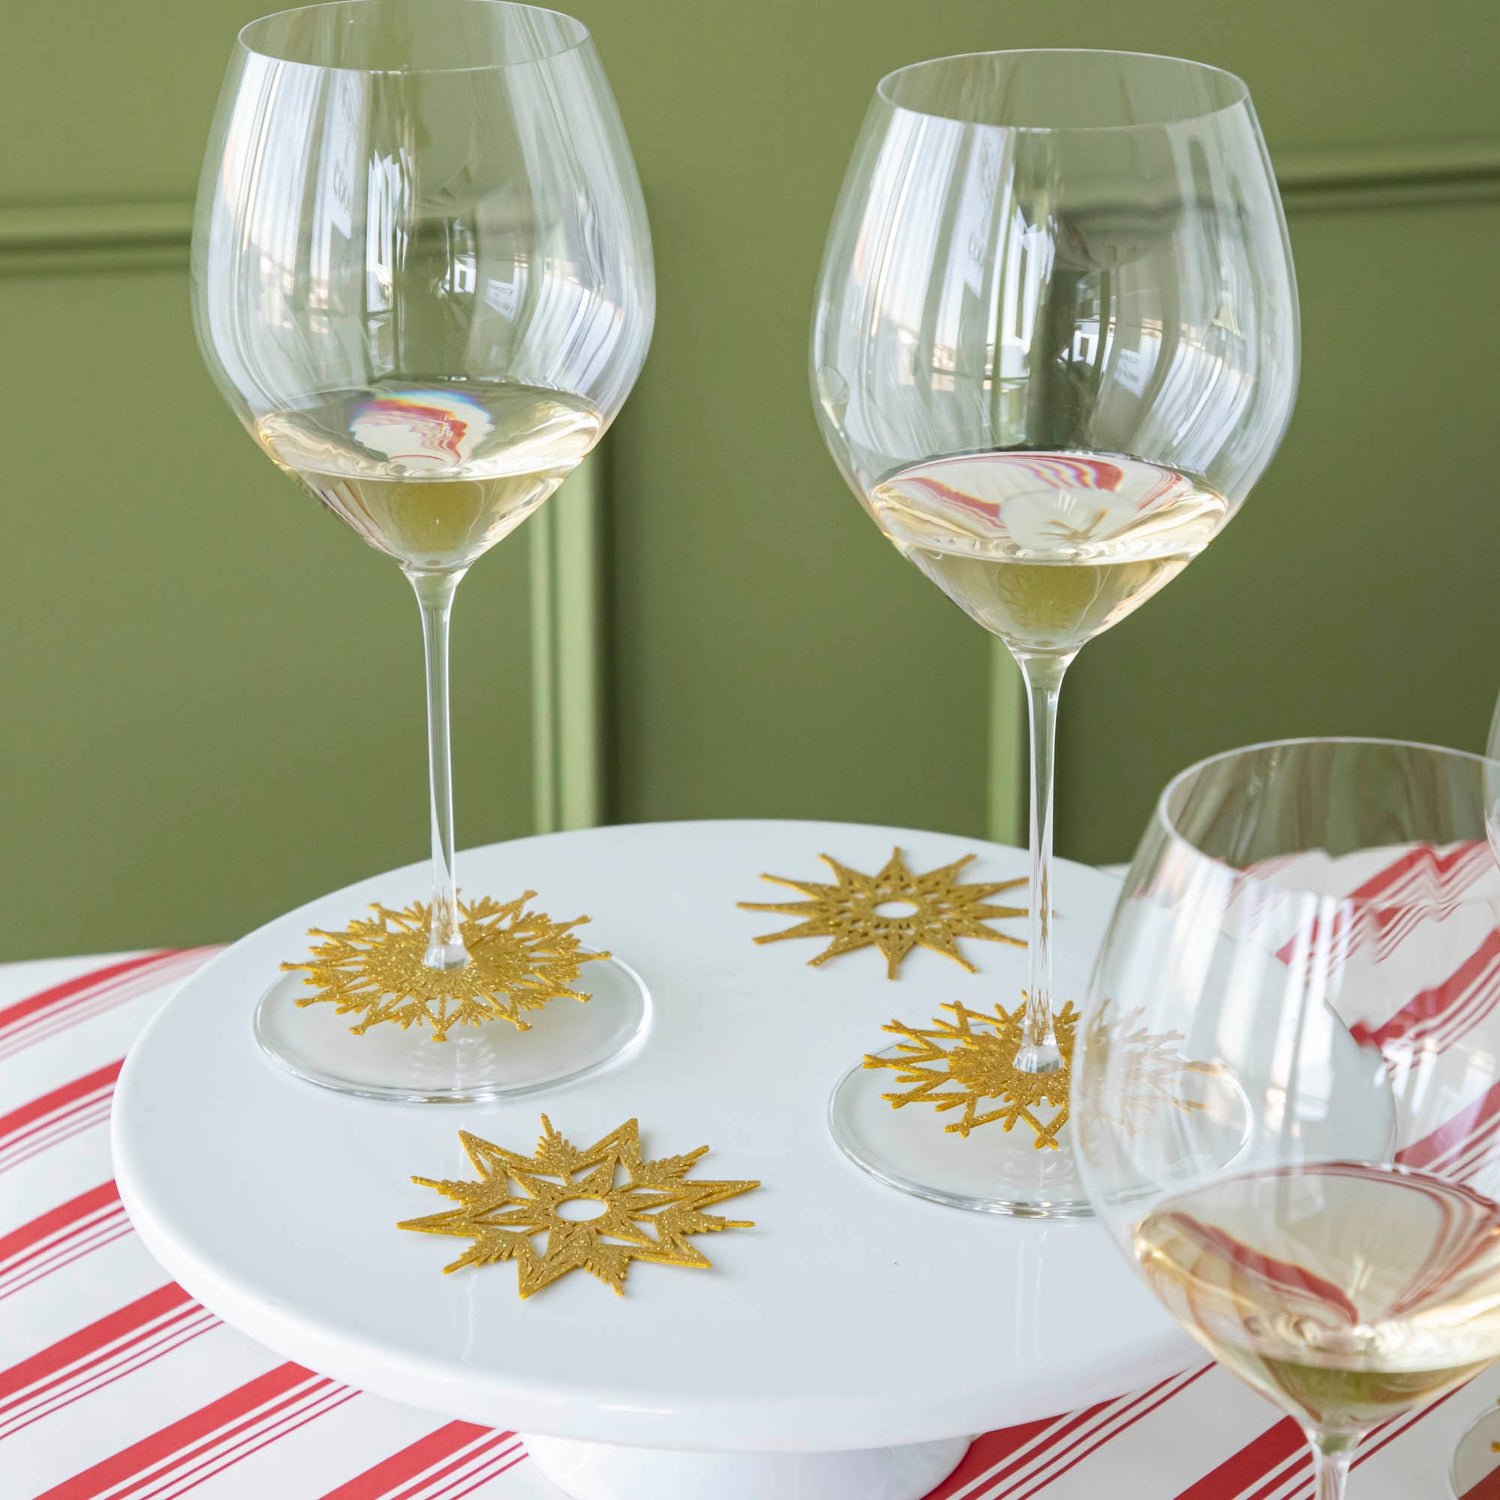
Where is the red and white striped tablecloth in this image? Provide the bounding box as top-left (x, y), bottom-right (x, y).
top-left (5, 940), bottom-right (1500, 1500)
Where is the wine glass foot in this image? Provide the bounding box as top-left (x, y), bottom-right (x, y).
top-left (1449, 1403), bottom-right (1500, 1498)
top-left (828, 1051), bottom-right (1092, 1218)
top-left (254, 951), bottom-right (649, 1103)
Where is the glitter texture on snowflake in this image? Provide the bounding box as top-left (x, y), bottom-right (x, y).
top-left (399, 1117), bottom-right (759, 1298)
top-left (866, 999), bottom-right (1080, 1147)
top-left (282, 893), bottom-right (605, 1041)
top-left (739, 848), bottom-right (1025, 979)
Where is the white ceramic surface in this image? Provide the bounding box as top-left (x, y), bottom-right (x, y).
top-left (112, 820), bottom-right (1193, 1456)
top-left (520, 1432), bottom-right (974, 1500)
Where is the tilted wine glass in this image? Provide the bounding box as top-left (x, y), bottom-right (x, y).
top-left (193, 0), bottom-right (653, 1099)
top-left (811, 49), bottom-right (1299, 1214)
top-left (1075, 739), bottom-right (1500, 1500)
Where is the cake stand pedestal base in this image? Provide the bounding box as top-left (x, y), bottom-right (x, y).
top-left (520, 1432), bottom-right (973, 1500)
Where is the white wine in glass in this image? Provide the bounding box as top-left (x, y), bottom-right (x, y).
top-left (1136, 1163), bottom-right (1500, 1432)
top-left (256, 381), bottom-right (602, 573)
top-left (813, 50), bottom-right (1299, 1214)
top-left (870, 452), bottom-right (1227, 654)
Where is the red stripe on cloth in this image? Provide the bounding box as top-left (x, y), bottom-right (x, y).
top-left (1351, 930), bottom-right (1500, 1053)
top-left (0, 1060), bottom-right (121, 1147)
top-left (0, 1180), bottom-right (120, 1265)
top-left (0, 1282), bottom-right (195, 1405)
top-left (317, 1422), bottom-right (500, 1500)
top-left (920, 1416), bottom-right (1059, 1500)
top-left (0, 954), bottom-right (181, 1039)
top-left (130, 1383), bottom-right (360, 1500)
top-left (0, 1219), bottom-right (132, 1305)
top-left (924, 1372), bottom-right (1189, 1500)
top-left (437, 1445), bottom-right (529, 1500)
top-left (1462, 1464), bottom-right (1500, 1500)
top-left (0, 1313), bottom-right (218, 1444)
top-left (1400, 1079), bottom-right (1500, 1171)
top-left (0, 1098), bottom-right (114, 1176)
top-left (389, 1435), bottom-right (522, 1500)
top-left (1173, 1417), bottom-right (1302, 1500)
top-left (32, 1362), bottom-right (326, 1500)
top-left (0, 1100), bottom-right (113, 1177)
top-left (1005, 1366), bottom-right (1212, 1500)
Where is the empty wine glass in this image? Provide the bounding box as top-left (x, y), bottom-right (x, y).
top-left (812, 50), bottom-right (1299, 1214)
top-left (1075, 739), bottom-right (1500, 1499)
top-left (193, 0), bottom-right (653, 1099)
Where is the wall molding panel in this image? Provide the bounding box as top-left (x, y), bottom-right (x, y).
top-left (1277, 138), bottom-right (1500, 213)
top-left (529, 457), bottom-right (608, 834)
top-left (0, 199), bottom-right (192, 276)
top-left (1, 134), bottom-right (1494, 277)
top-left (0, 197), bottom-right (607, 834)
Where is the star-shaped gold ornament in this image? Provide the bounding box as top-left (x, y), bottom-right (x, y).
top-left (400, 1117), bottom-right (759, 1298)
top-left (866, 999), bottom-right (1080, 1147)
top-left (283, 893), bottom-right (605, 1042)
top-left (739, 848), bottom-right (1025, 979)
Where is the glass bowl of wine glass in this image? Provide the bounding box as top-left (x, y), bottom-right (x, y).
top-left (1075, 738), bottom-right (1500, 1500)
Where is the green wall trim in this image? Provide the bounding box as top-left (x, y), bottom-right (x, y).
top-left (1, 133), bottom-right (1496, 275)
top-left (0, 198), bottom-right (192, 275)
top-left (529, 455), bottom-right (607, 834)
top-left (1277, 138), bottom-right (1500, 211)
top-left (0, 136), bottom-right (1487, 275)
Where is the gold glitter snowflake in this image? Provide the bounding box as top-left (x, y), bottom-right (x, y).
top-left (399, 1117), bottom-right (759, 1298)
top-left (282, 893), bottom-right (606, 1041)
top-left (739, 848), bottom-right (1025, 979)
top-left (866, 999), bottom-right (1080, 1147)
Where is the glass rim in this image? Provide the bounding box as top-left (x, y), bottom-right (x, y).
top-left (1153, 735), bottom-right (1500, 910)
top-left (874, 47), bottom-right (1252, 133)
top-left (236, 0), bottom-right (591, 75)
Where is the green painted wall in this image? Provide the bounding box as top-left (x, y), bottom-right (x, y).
top-left (0, 265), bottom-right (536, 956)
top-left (1, 0), bottom-right (1495, 957)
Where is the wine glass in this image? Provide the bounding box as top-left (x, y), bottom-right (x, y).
top-left (193, 0), bottom-right (653, 1100)
top-left (1074, 738), bottom-right (1500, 1500)
top-left (811, 49), bottom-right (1299, 1215)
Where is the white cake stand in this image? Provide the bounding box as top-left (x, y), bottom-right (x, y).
top-left (112, 820), bottom-right (1192, 1500)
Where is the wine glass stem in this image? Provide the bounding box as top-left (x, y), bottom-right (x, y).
top-left (1014, 650), bottom-right (1075, 1073)
top-left (1309, 1435), bottom-right (1354, 1500)
top-left (408, 567), bottom-right (471, 971)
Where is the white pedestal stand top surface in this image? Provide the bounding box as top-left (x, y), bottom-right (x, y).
top-left (112, 820), bottom-right (1192, 1500)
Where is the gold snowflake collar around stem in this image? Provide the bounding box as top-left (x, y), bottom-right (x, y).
top-left (739, 848), bottom-right (1025, 979)
top-left (399, 1117), bottom-right (759, 1298)
top-left (283, 893), bottom-right (606, 1042)
top-left (866, 999), bottom-right (1080, 1147)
